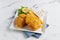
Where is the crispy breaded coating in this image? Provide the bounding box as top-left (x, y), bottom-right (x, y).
top-left (19, 14), bottom-right (26, 19)
top-left (25, 10), bottom-right (43, 31)
top-left (14, 14), bottom-right (26, 28)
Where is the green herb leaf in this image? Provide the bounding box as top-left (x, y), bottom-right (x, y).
top-left (18, 6), bottom-right (28, 16)
top-left (18, 9), bottom-right (22, 16)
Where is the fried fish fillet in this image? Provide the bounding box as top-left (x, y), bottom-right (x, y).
top-left (14, 14), bottom-right (26, 28)
top-left (25, 10), bottom-right (43, 31)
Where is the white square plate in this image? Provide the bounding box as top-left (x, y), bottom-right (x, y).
top-left (9, 6), bottom-right (47, 34)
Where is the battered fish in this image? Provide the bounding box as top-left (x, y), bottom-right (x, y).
top-left (14, 14), bottom-right (26, 28)
top-left (25, 10), bottom-right (43, 31)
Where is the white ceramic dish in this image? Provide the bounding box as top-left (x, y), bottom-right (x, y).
top-left (9, 6), bottom-right (47, 34)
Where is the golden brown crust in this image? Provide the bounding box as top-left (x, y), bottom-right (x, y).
top-left (25, 12), bottom-right (43, 31)
top-left (19, 14), bottom-right (26, 19)
top-left (14, 17), bottom-right (25, 28)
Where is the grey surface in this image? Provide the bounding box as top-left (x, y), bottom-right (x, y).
top-left (0, 0), bottom-right (60, 40)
